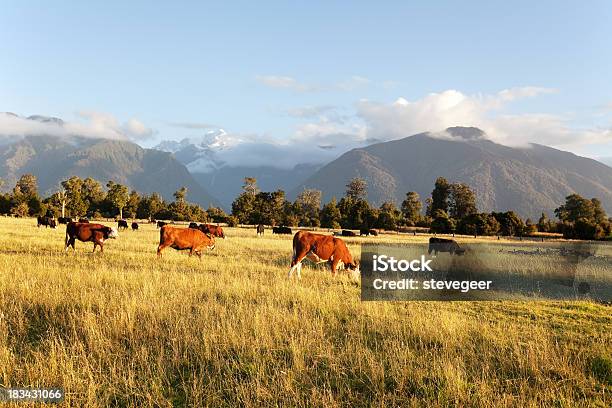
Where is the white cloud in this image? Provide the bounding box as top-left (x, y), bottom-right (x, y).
top-left (0, 111), bottom-right (155, 142)
top-left (356, 87), bottom-right (611, 150)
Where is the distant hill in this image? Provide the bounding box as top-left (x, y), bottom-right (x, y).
top-left (600, 157), bottom-right (612, 167)
top-left (291, 127), bottom-right (612, 219)
top-left (0, 134), bottom-right (221, 208)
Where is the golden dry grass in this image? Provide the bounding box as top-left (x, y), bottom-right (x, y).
top-left (0, 217), bottom-right (610, 407)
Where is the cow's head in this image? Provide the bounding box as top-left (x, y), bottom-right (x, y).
top-left (217, 228), bottom-right (225, 239)
top-left (347, 260), bottom-right (360, 279)
top-left (105, 227), bottom-right (119, 239)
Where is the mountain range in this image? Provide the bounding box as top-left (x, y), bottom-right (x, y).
top-left (0, 115), bottom-right (220, 207)
top-left (152, 132), bottom-right (321, 207)
top-left (2, 113), bottom-right (611, 220)
top-left (290, 127), bottom-right (612, 219)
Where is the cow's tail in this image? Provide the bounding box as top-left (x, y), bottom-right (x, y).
top-left (158, 225), bottom-right (165, 245)
top-left (291, 231), bottom-right (301, 264)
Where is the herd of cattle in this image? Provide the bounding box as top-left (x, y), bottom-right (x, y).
top-left (34, 217), bottom-right (466, 278)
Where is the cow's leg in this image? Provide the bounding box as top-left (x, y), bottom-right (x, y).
top-left (330, 257), bottom-right (341, 278)
top-left (289, 246), bottom-right (310, 279)
top-left (67, 237), bottom-right (76, 252)
top-left (296, 262), bottom-right (302, 279)
top-left (157, 242), bottom-right (170, 257)
top-left (92, 242), bottom-right (97, 253)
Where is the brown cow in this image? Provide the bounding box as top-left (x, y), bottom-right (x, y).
top-left (157, 225), bottom-right (215, 259)
top-left (65, 222), bottom-right (118, 253)
top-left (198, 224), bottom-right (225, 239)
top-left (289, 230), bottom-right (359, 279)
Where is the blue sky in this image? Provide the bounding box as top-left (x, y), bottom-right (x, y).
top-left (1, 1), bottom-right (611, 162)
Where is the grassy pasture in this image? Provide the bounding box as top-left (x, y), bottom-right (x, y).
top-left (0, 217), bottom-right (610, 407)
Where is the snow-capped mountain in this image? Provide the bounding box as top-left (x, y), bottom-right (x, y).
top-left (153, 128), bottom-right (240, 173)
top-left (152, 129), bottom-right (322, 207)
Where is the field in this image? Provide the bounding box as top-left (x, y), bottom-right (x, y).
top-left (0, 217), bottom-right (610, 407)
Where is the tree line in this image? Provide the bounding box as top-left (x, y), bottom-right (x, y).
top-left (0, 175), bottom-right (231, 224)
top-left (1, 173), bottom-right (610, 240)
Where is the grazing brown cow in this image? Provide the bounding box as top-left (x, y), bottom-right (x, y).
top-left (289, 230), bottom-right (359, 279)
top-left (157, 225), bottom-right (215, 259)
top-left (65, 222), bottom-right (118, 253)
top-left (198, 224), bottom-right (225, 239)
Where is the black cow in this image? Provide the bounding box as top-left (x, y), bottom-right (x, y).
top-left (341, 230), bottom-right (356, 237)
top-left (257, 224), bottom-right (265, 236)
top-left (117, 219), bottom-right (129, 230)
top-left (360, 228), bottom-right (378, 236)
top-left (428, 237), bottom-right (465, 255)
top-left (131, 222), bottom-right (139, 231)
top-left (272, 226), bottom-right (292, 235)
top-left (188, 222), bottom-right (199, 229)
top-left (58, 217), bottom-right (73, 224)
top-left (37, 216), bottom-right (57, 229)
top-left (157, 221), bottom-right (167, 229)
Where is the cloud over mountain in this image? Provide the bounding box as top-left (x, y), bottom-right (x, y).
top-left (0, 112), bottom-right (155, 143)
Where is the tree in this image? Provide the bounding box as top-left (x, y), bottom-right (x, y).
top-left (137, 192), bottom-right (165, 220)
top-left (320, 197), bottom-right (342, 229)
top-left (430, 210), bottom-right (455, 234)
top-left (401, 192), bottom-right (422, 224)
top-left (173, 186), bottom-right (188, 203)
top-left (11, 202), bottom-right (29, 217)
top-left (431, 177), bottom-right (450, 214)
top-left (106, 181), bottom-right (129, 219)
top-left (449, 183), bottom-right (477, 219)
top-left (457, 213), bottom-right (500, 236)
top-left (124, 190), bottom-right (141, 219)
top-left (554, 194), bottom-right (596, 223)
top-left (492, 211), bottom-right (525, 236)
top-left (82, 177), bottom-right (105, 214)
top-left (242, 177), bottom-right (259, 196)
top-left (554, 194), bottom-right (609, 239)
top-left (295, 189), bottom-right (322, 227)
top-left (206, 206), bottom-right (229, 223)
top-left (232, 192), bottom-right (256, 224)
top-left (61, 177), bottom-right (88, 217)
top-left (345, 177), bottom-right (367, 201)
top-left (251, 190), bottom-right (286, 225)
top-left (377, 201), bottom-right (400, 230)
top-left (13, 174), bottom-right (38, 200)
top-left (537, 212), bottom-right (550, 232)
top-left (592, 198), bottom-right (607, 224)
